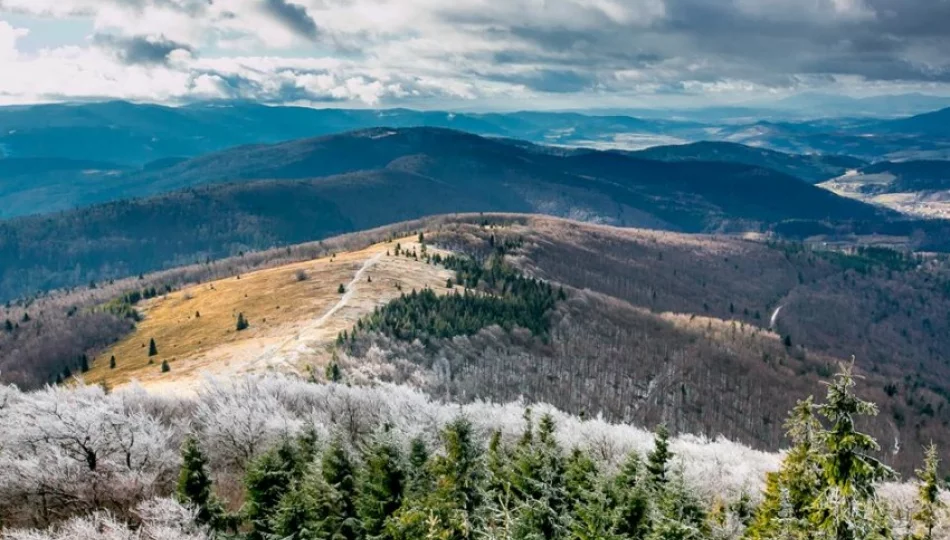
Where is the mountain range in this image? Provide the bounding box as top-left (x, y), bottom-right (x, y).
top-left (0, 127), bottom-right (894, 302)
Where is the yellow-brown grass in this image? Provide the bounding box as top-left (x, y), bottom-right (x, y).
top-left (87, 237), bottom-right (456, 391)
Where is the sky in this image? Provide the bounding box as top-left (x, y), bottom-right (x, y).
top-left (0, 0), bottom-right (949, 110)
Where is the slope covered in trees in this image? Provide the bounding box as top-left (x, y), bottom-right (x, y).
top-left (0, 127), bottom-right (903, 301)
top-left (336, 216), bottom-right (950, 471)
top-left (0, 365), bottom-right (945, 539)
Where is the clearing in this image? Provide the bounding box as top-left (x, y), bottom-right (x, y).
top-left (86, 237), bottom-right (456, 392)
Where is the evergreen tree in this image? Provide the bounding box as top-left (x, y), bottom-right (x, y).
top-left (747, 398), bottom-right (822, 539)
top-left (357, 435), bottom-right (406, 539)
top-left (912, 443), bottom-right (945, 540)
top-left (236, 313), bottom-right (249, 331)
top-left (338, 284), bottom-right (347, 294)
top-left (647, 424), bottom-right (673, 487)
top-left (326, 360), bottom-right (342, 383)
top-left (390, 418), bottom-right (485, 540)
top-left (161, 359), bottom-right (171, 373)
top-left (3, 319), bottom-right (12, 332)
top-left (109, 355), bottom-right (116, 369)
top-left (610, 452), bottom-right (652, 539)
top-left (811, 362), bottom-right (897, 540)
top-left (509, 413), bottom-right (568, 539)
top-left (321, 438), bottom-right (361, 540)
top-left (79, 354), bottom-right (89, 373)
top-left (404, 437), bottom-right (432, 500)
top-left (244, 438), bottom-right (310, 540)
top-left (21, 312), bottom-right (29, 323)
top-left (148, 338), bottom-right (158, 357)
top-left (176, 436), bottom-right (223, 528)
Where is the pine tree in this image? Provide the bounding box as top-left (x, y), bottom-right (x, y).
top-left (509, 413), bottom-right (568, 539)
top-left (610, 452), bottom-right (652, 539)
top-left (161, 359), bottom-right (171, 373)
top-left (3, 319), bottom-right (12, 332)
top-left (79, 354), bottom-right (89, 373)
top-left (912, 443), bottom-right (945, 540)
top-left (148, 338), bottom-right (158, 357)
top-left (338, 284), bottom-right (346, 294)
top-left (176, 436), bottom-right (223, 527)
top-left (404, 437), bottom-right (432, 500)
top-left (747, 398), bottom-right (822, 539)
top-left (245, 438), bottom-right (310, 540)
top-left (647, 424), bottom-right (672, 486)
top-left (358, 435), bottom-right (406, 539)
top-left (811, 361), bottom-right (897, 540)
top-left (236, 313), bottom-right (249, 331)
top-left (321, 438), bottom-right (360, 540)
top-left (109, 355), bottom-right (116, 369)
top-left (389, 418), bottom-right (485, 540)
top-left (21, 312), bottom-right (29, 323)
top-left (326, 360), bottom-right (342, 383)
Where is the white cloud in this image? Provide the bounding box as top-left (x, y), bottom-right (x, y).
top-left (0, 0), bottom-right (948, 107)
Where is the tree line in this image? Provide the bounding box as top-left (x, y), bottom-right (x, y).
top-left (172, 363), bottom-right (945, 540)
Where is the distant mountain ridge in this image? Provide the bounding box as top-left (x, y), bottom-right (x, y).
top-left (0, 126), bottom-right (891, 301)
top-left (628, 141), bottom-right (866, 183)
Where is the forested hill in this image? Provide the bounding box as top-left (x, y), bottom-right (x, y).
top-left (0, 127), bottom-right (893, 301)
top-left (629, 140), bottom-right (866, 183)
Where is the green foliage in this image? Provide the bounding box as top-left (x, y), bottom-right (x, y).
top-left (176, 436), bottom-right (224, 528)
top-left (109, 355), bottom-right (116, 369)
top-left (647, 424), bottom-right (673, 487)
top-left (339, 284), bottom-right (347, 294)
top-left (244, 437), bottom-right (312, 540)
top-left (326, 360), bottom-right (342, 383)
top-left (148, 338), bottom-right (158, 357)
top-left (357, 435), bottom-right (406, 539)
top-left (161, 359), bottom-right (170, 373)
top-left (912, 444), bottom-right (946, 540)
top-left (236, 312), bottom-right (249, 331)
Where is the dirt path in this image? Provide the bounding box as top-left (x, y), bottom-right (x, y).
top-left (248, 252), bottom-right (384, 371)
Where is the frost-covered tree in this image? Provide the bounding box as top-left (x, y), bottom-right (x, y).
top-left (912, 444), bottom-right (945, 540)
top-left (357, 434), bottom-right (406, 539)
top-left (811, 362), bottom-right (897, 540)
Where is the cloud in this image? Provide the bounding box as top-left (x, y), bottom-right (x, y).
top-left (93, 33), bottom-right (193, 65)
top-left (1, 0), bottom-right (949, 107)
top-left (261, 0), bottom-right (319, 41)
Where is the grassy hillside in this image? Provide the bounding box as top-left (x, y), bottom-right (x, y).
top-left (4, 214), bottom-right (949, 473)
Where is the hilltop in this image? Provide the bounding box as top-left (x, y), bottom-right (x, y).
top-left (0, 127), bottom-right (893, 302)
top-left (5, 214), bottom-right (948, 473)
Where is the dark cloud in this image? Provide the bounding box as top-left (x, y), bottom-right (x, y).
top-left (93, 34), bottom-right (193, 65)
top-left (262, 0), bottom-right (320, 41)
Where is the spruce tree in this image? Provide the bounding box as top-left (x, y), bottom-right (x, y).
top-left (3, 319), bottom-right (12, 332)
top-left (326, 360), bottom-right (342, 383)
top-left (389, 418), bottom-right (485, 540)
top-left (647, 424), bottom-right (672, 486)
top-left (176, 436), bottom-right (223, 527)
top-left (357, 435), bottom-right (406, 539)
top-left (404, 437), bottom-right (432, 500)
top-left (161, 359), bottom-right (171, 373)
top-left (747, 398), bottom-right (822, 539)
top-left (148, 338), bottom-right (158, 357)
top-left (79, 354), bottom-right (90, 373)
top-left (912, 443), bottom-right (945, 540)
top-left (236, 313), bottom-right (249, 331)
top-left (109, 355), bottom-right (116, 369)
top-left (811, 362), bottom-right (897, 540)
top-left (338, 284), bottom-right (346, 294)
top-left (321, 438), bottom-right (360, 540)
top-left (245, 438), bottom-right (310, 540)
top-left (610, 452), bottom-right (651, 539)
